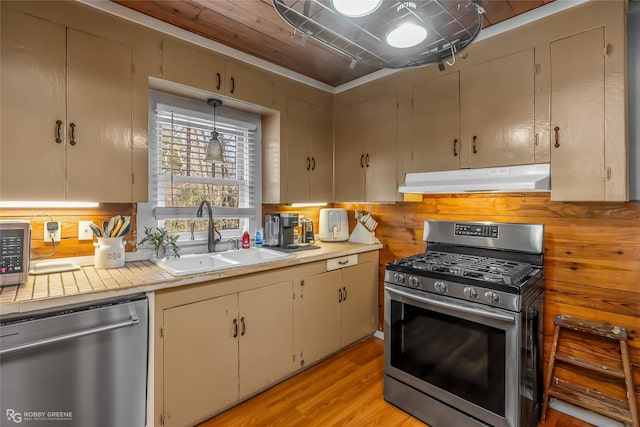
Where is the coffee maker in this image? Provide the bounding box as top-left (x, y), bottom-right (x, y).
top-left (278, 213), bottom-right (299, 248)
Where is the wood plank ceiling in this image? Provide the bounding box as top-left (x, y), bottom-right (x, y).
top-left (114, 0), bottom-right (553, 87)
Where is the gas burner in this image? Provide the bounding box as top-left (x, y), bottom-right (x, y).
top-left (396, 251), bottom-right (534, 287)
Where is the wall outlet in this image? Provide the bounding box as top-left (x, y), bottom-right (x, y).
top-left (78, 221), bottom-right (94, 241)
top-left (44, 221), bottom-right (61, 243)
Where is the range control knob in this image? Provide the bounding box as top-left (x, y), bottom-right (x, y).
top-left (393, 272), bottom-right (406, 284)
top-left (434, 281), bottom-right (447, 294)
top-left (408, 276), bottom-right (420, 288)
top-left (484, 291), bottom-right (499, 304)
top-left (463, 287), bottom-right (478, 299)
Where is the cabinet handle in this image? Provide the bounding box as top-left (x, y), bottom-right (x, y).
top-left (230, 77), bottom-right (235, 94)
top-left (216, 72), bottom-right (221, 90)
top-left (453, 138), bottom-right (458, 157)
top-left (240, 317), bottom-right (246, 336)
top-left (233, 318), bottom-right (238, 338)
top-left (311, 157), bottom-right (316, 171)
top-left (342, 286), bottom-right (347, 301)
top-left (69, 123), bottom-right (77, 146)
top-left (365, 153), bottom-right (370, 168)
top-left (360, 154), bottom-right (365, 168)
top-left (338, 260), bottom-right (349, 265)
top-left (338, 288), bottom-right (343, 303)
top-left (472, 135), bottom-right (477, 154)
top-left (55, 120), bottom-right (63, 144)
top-left (306, 157), bottom-right (311, 171)
top-left (554, 126), bottom-right (560, 148)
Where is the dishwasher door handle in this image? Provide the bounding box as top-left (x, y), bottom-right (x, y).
top-left (0, 306), bottom-right (140, 356)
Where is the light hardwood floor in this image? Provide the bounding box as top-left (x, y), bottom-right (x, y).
top-left (198, 337), bottom-right (593, 427)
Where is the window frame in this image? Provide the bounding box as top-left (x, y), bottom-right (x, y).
top-left (138, 90), bottom-right (262, 249)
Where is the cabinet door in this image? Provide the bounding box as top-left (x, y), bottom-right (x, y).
top-left (239, 281), bottom-right (293, 398)
top-left (364, 92), bottom-right (398, 202)
top-left (461, 49), bottom-right (535, 168)
top-left (300, 271), bottom-right (342, 366)
top-left (286, 98), bottom-right (312, 202)
top-left (1, 8), bottom-right (66, 200)
top-left (226, 60), bottom-right (274, 107)
top-left (334, 102), bottom-right (366, 201)
top-left (163, 294), bottom-right (238, 427)
top-left (550, 28), bottom-right (605, 201)
top-left (162, 38), bottom-right (225, 94)
top-left (412, 72), bottom-right (460, 172)
top-left (66, 29), bottom-right (133, 201)
top-left (341, 262), bottom-right (378, 346)
top-left (309, 104), bottom-right (334, 202)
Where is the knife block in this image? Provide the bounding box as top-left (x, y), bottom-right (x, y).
top-left (348, 222), bottom-right (378, 244)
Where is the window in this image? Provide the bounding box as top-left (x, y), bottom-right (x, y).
top-left (139, 91), bottom-right (261, 244)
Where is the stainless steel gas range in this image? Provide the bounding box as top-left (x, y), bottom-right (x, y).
top-left (384, 220), bottom-right (544, 427)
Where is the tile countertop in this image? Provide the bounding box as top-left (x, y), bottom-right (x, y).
top-left (0, 242), bottom-right (382, 316)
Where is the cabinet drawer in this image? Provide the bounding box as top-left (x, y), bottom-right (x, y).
top-left (326, 255), bottom-right (358, 271)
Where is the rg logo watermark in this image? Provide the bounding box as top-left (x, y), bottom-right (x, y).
top-left (6, 409), bottom-right (22, 423)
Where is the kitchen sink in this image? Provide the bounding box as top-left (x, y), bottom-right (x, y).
top-left (154, 248), bottom-right (292, 276)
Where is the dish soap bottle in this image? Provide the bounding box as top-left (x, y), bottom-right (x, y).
top-left (255, 227), bottom-right (263, 248)
top-left (242, 227), bottom-right (250, 249)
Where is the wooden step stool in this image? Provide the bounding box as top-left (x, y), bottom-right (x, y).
top-left (541, 314), bottom-right (639, 427)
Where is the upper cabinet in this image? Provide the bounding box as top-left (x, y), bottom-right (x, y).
top-left (286, 98), bottom-right (333, 203)
top-left (550, 27), bottom-right (627, 201)
top-left (459, 48), bottom-right (535, 168)
top-left (1, 7), bottom-right (134, 202)
top-left (162, 38), bottom-right (225, 95)
top-left (162, 39), bottom-right (275, 108)
top-left (335, 91), bottom-right (398, 202)
top-left (412, 72), bottom-right (461, 172)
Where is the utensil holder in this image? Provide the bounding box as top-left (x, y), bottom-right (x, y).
top-left (94, 236), bottom-right (125, 269)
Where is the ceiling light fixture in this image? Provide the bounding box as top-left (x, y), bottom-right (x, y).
top-left (205, 98), bottom-right (224, 164)
top-left (332, 0), bottom-right (382, 17)
top-left (272, 0), bottom-right (483, 69)
top-left (386, 23), bottom-right (427, 48)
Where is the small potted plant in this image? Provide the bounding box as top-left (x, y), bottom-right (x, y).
top-left (139, 226), bottom-right (180, 259)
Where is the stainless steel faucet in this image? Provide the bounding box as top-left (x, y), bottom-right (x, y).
top-left (196, 200), bottom-right (222, 252)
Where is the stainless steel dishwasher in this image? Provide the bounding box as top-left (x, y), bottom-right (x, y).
top-left (0, 294), bottom-right (148, 427)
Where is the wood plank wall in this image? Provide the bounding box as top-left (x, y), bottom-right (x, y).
top-left (267, 193), bottom-right (640, 414)
top-left (0, 204), bottom-right (137, 259)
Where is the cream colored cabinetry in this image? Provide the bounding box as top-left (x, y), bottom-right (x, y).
top-left (412, 72), bottom-right (461, 172)
top-left (460, 48), bottom-right (535, 168)
top-left (286, 98), bottom-right (333, 203)
top-left (1, 7), bottom-right (133, 202)
top-left (161, 40), bottom-right (274, 107)
top-left (335, 92), bottom-right (397, 202)
top-left (163, 294), bottom-right (238, 427)
top-left (549, 27), bottom-right (627, 201)
top-left (160, 281), bottom-right (293, 426)
top-left (295, 252), bottom-right (378, 367)
top-left (162, 38), bottom-right (225, 95)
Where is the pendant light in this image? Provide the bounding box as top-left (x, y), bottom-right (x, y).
top-left (205, 98), bottom-right (224, 164)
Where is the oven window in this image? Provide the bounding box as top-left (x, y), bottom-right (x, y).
top-left (390, 300), bottom-right (506, 416)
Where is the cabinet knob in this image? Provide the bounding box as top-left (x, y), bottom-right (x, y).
top-left (554, 126), bottom-right (560, 148)
top-left (55, 120), bottom-right (63, 144)
top-left (69, 123), bottom-right (77, 146)
top-left (472, 135), bottom-right (477, 154)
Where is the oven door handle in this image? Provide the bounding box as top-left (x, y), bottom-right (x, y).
top-left (387, 286), bottom-right (516, 324)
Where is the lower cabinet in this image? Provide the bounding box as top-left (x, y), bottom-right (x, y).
top-left (160, 281), bottom-right (293, 427)
top-left (155, 250), bottom-right (379, 427)
top-left (295, 252), bottom-right (379, 368)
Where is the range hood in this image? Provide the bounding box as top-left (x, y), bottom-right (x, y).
top-left (399, 164), bottom-right (550, 194)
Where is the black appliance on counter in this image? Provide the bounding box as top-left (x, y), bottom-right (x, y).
top-left (384, 220), bottom-right (544, 427)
